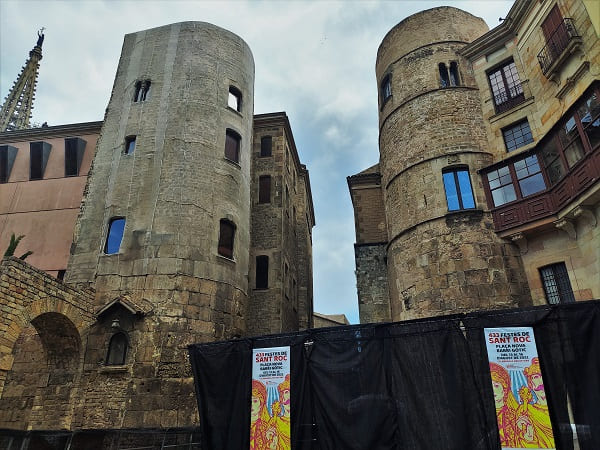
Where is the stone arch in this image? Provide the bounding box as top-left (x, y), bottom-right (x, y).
top-left (0, 309), bottom-right (85, 430)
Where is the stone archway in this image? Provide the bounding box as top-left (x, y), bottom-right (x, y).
top-left (0, 257), bottom-right (95, 430)
top-left (0, 312), bottom-right (83, 430)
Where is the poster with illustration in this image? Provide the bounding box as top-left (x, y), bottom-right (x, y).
top-left (485, 327), bottom-right (555, 449)
top-left (250, 346), bottom-right (291, 450)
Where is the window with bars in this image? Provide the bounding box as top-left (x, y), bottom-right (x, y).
top-left (502, 120), bottom-right (534, 152)
top-left (487, 60), bottom-right (525, 113)
top-left (442, 168), bottom-right (475, 211)
top-left (258, 175), bottom-right (271, 203)
top-left (539, 262), bottom-right (575, 304)
top-left (218, 219), bottom-right (235, 259)
top-left (225, 129), bottom-right (241, 163)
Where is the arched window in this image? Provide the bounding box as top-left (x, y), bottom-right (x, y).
top-left (449, 62), bottom-right (460, 87)
top-left (439, 63), bottom-right (450, 88)
top-left (218, 219), bottom-right (235, 259)
top-left (106, 332), bottom-right (128, 365)
top-left (105, 217), bottom-right (126, 254)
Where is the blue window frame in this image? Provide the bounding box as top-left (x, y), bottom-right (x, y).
top-left (443, 168), bottom-right (475, 211)
top-left (105, 217), bottom-right (125, 254)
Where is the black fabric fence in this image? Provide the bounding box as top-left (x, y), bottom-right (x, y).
top-left (188, 301), bottom-right (600, 450)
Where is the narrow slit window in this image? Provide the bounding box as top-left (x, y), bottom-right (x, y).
top-left (106, 332), bottom-right (128, 365)
top-left (439, 63), bottom-right (450, 88)
top-left (259, 175), bottom-right (271, 204)
top-left (256, 255), bottom-right (269, 289)
top-left (30, 141), bottom-right (49, 180)
top-left (449, 62), bottom-right (460, 86)
top-left (218, 219), bottom-right (235, 259)
top-left (228, 86), bottom-right (242, 112)
top-left (261, 136), bottom-right (272, 157)
top-left (134, 80), bottom-right (151, 102)
top-left (0, 146), bottom-right (9, 183)
top-left (380, 75), bottom-right (392, 103)
top-left (225, 129), bottom-right (241, 163)
top-left (125, 136), bottom-right (136, 155)
top-left (105, 217), bottom-right (126, 254)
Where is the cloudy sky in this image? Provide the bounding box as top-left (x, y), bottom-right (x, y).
top-left (1, 0), bottom-right (513, 324)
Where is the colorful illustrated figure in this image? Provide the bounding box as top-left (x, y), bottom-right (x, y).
top-left (515, 358), bottom-right (555, 448)
top-left (250, 375), bottom-right (291, 450)
top-left (250, 380), bottom-right (271, 449)
top-left (490, 363), bottom-right (519, 447)
top-left (266, 375), bottom-right (291, 450)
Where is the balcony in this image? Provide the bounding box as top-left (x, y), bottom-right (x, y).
top-left (493, 81), bottom-right (526, 115)
top-left (537, 18), bottom-right (582, 79)
top-left (490, 144), bottom-right (600, 232)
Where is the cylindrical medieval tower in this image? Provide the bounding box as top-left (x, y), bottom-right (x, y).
top-left (67, 21), bottom-right (253, 336)
top-left (377, 8), bottom-right (532, 321)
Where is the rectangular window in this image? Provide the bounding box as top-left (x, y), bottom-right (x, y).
top-left (124, 136), bottom-right (136, 155)
top-left (539, 262), bottom-right (575, 304)
top-left (514, 155), bottom-right (546, 197)
top-left (503, 120), bottom-right (534, 152)
top-left (487, 60), bottom-right (525, 113)
top-left (228, 86), bottom-right (242, 112)
top-left (65, 137), bottom-right (86, 176)
top-left (381, 75), bottom-right (392, 103)
top-left (30, 142), bottom-right (48, 180)
top-left (259, 175), bottom-right (271, 203)
top-left (256, 255), bottom-right (268, 289)
top-left (218, 219), bottom-right (235, 259)
top-left (260, 136), bottom-right (272, 157)
top-left (105, 217), bottom-right (126, 254)
top-left (442, 168), bottom-right (475, 211)
top-left (487, 166), bottom-right (517, 207)
top-left (0, 146), bottom-right (8, 183)
top-left (225, 130), bottom-right (241, 163)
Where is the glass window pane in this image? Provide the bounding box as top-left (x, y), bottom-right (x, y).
top-left (491, 185), bottom-right (516, 207)
top-left (546, 158), bottom-right (566, 184)
top-left (443, 172), bottom-right (460, 211)
top-left (519, 173), bottom-right (546, 197)
top-left (564, 138), bottom-right (585, 167)
top-left (585, 118), bottom-right (600, 149)
top-left (456, 170), bottom-right (475, 209)
top-left (105, 218), bottom-right (125, 254)
top-left (559, 116), bottom-right (579, 146)
top-left (503, 120), bottom-right (533, 152)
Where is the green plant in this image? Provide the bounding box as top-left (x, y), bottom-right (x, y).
top-left (3, 233), bottom-right (33, 260)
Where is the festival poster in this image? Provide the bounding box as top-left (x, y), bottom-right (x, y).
top-left (250, 346), bottom-right (291, 450)
top-left (485, 327), bottom-right (556, 450)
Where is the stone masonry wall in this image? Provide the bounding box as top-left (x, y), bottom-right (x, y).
top-left (355, 244), bottom-right (391, 323)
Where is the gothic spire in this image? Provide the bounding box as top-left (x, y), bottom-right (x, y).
top-left (0, 28), bottom-right (45, 132)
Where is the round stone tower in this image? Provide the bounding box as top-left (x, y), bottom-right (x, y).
top-left (67, 21), bottom-right (254, 338)
top-left (377, 7), bottom-right (532, 321)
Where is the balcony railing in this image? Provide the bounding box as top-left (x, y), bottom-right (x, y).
top-left (493, 82), bottom-right (526, 114)
top-left (490, 144), bottom-right (600, 232)
top-left (538, 18), bottom-right (581, 77)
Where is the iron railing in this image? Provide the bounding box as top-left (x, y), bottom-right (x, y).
top-left (538, 18), bottom-right (580, 76)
